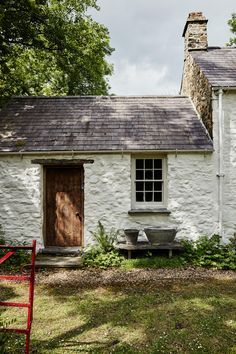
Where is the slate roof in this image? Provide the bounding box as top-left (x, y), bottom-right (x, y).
top-left (192, 47), bottom-right (236, 87)
top-left (0, 96), bottom-right (213, 153)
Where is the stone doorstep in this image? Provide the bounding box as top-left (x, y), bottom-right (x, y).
top-left (36, 246), bottom-right (83, 268)
top-left (38, 246), bottom-right (82, 256)
top-left (35, 254), bottom-right (83, 268)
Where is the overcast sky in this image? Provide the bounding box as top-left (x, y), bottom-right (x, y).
top-left (90, 0), bottom-right (236, 95)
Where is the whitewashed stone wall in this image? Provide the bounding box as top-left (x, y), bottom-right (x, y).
top-left (0, 156), bottom-right (42, 246)
top-left (0, 151), bottom-right (219, 247)
top-left (212, 91), bottom-right (236, 239)
top-left (167, 153), bottom-right (217, 239)
top-left (84, 154), bottom-right (132, 244)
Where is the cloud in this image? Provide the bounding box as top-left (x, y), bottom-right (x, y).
top-left (91, 0), bottom-right (236, 95)
top-left (109, 59), bottom-right (179, 95)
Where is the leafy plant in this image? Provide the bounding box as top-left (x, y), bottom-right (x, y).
top-left (82, 221), bottom-right (123, 268)
top-left (0, 318), bottom-right (16, 353)
top-left (181, 234), bottom-right (236, 270)
top-left (0, 0), bottom-right (113, 97)
top-left (0, 227), bottom-right (31, 272)
top-left (0, 224), bottom-right (5, 243)
top-left (83, 249), bottom-right (123, 269)
top-left (227, 13), bottom-right (236, 46)
top-left (91, 220), bottom-right (119, 253)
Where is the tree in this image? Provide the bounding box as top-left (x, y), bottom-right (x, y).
top-left (0, 0), bottom-right (113, 96)
top-left (227, 13), bottom-right (236, 46)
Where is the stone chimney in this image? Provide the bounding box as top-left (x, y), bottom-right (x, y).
top-left (181, 12), bottom-right (212, 136)
top-left (183, 12), bottom-right (208, 59)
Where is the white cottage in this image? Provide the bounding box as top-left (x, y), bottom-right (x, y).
top-left (0, 12), bottom-right (236, 249)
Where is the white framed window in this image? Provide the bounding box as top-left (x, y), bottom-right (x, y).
top-left (131, 157), bottom-right (167, 209)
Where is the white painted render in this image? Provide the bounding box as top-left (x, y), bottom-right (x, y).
top-left (0, 150), bottom-right (223, 248)
top-left (212, 90), bottom-right (236, 239)
top-left (0, 156), bottom-right (42, 245)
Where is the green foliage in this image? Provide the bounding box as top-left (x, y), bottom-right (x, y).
top-left (83, 248), bottom-right (124, 269)
top-left (91, 220), bottom-right (119, 253)
top-left (0, 319), bottom-right (16, 354)
top-left (227, 13), bottom-right (236, 46)
top-left (83, 224), bottom-right (236, 270)
top-left (82, 221), bottom-right (123, 268)
top-left (181, 234), bottom-right (236, 270)
top-left (0, 0), bottom-right (113, 96)
top-left (0, 224), bottom-right (4, 241)
top-left (122, 255), bottom-right (185, 269)
top-left (0, 226), bottom-right (31, 271)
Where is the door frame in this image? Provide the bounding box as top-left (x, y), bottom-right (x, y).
top-left (43, 165), bottom-right (84, 248)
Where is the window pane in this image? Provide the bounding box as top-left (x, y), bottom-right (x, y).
top-left (134, 157), bottom-right (164, 205)
top-left (136, 192), bottom-right (144, 202)
top-left (136, 159), bottom-right (144, 169)
top-left (154, 192), bottom-right (162, 202)
top-left (136, 170), bottom-right (144, 180)
top-left (145, 159), bottom-right (153, 169)
top-left (145, 192), bottom-right (153, 202)
top-left (145, 170), bottom-right (153, 180)
top-left (154, 170), bottom-right (162, 179)
top-left (154, 159), bottom-right (162, 168)
top-left (145, 182), bottom-right (153, 191)
top-left (136, 182), bottom-right (144, 191)
top-left (154, 182), bottom-right (162, 191)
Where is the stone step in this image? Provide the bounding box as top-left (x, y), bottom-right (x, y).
top-left (36, 255), bottom-right (83, 268)
top-left (38, 247), bottom-right (82, 256)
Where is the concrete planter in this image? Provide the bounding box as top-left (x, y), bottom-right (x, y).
top-left (124, 229), bottom-right (139, 245)
top-left (144, 228), bottom-right (176, 244)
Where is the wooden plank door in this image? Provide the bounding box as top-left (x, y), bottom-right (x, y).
top-left (45, 167), bottom-right (83, 247)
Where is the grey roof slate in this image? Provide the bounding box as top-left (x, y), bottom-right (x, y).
top-left (0, 96), bottom-right (213, 152)
top-left (192, 47), bottom-right (236, 87)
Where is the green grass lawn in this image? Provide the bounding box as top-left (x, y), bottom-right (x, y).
top-left (1, 272), bottom-right (236, 353)
top-left (121, 255), bottom-right (185, 269)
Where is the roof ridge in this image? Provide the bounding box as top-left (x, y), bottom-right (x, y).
top-left (11, 95), bottom-right (188, 99)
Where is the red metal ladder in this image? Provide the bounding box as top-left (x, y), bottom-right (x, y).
top-left (0, 240), bottom-right (36, 354)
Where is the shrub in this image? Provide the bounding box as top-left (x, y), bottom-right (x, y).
top-left (83, 249), bottom-right (124, 269)
top-left (0, 224), bottom-right (5, 245)
top-left (82, 221), bottom-right (124, 268)
top-left (181, 234), bottom-right (236, 270)
top-left (0, 226), bottom-right (31, 272)
top-left (91, 220), bottom-right (119, 253)
top-left (0, 319), bottom-right (16, 353)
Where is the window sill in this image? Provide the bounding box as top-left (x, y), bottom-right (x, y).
top-left (128, 208), bottom-right (171, 215)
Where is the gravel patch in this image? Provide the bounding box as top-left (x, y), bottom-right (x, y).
top-left (36, 267), bottom-right (236, 289)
